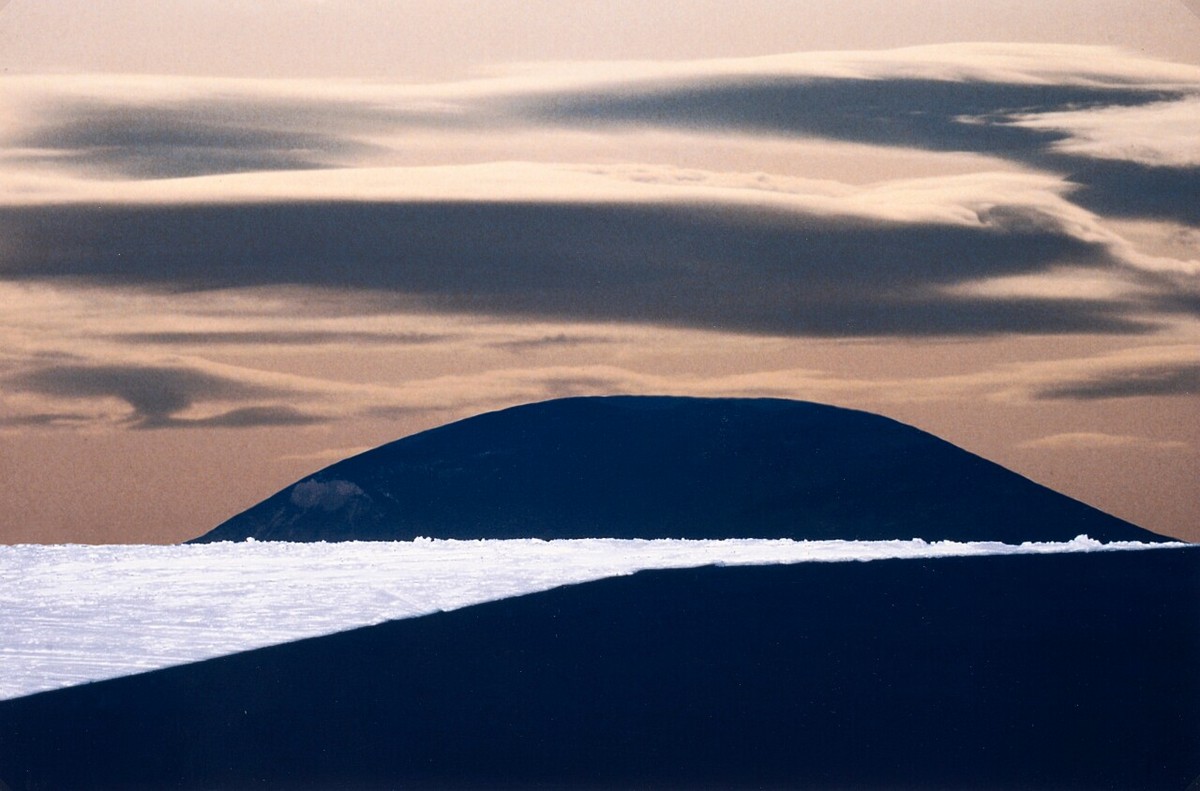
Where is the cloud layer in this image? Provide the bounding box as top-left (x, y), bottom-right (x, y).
top-left (0, 42), bottom-right (1197, 439)
top-left (1, 44), bottom-right (1195, 340)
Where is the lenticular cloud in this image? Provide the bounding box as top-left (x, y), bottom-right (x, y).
top-left (0, 536), bottom-right (1184, 700)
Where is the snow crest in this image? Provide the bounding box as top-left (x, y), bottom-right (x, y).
top-left (0, 536), bottom-right (1185, 700)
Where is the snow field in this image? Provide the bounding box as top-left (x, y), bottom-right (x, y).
top-left (0, 535), bottom-right (1186, 700)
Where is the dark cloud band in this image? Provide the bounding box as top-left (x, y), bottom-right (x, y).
top-left (1036, 363), bottom-right (1200, 400)
top-left (6, 363), bottom-right (322, 429)
top-left (9, 95), bottom-right (437, 178)
top-left (1056, 160), bottom-right (1200, 224)
top-left (521, 78), bottom-right (1178, 154)
top-left (0, 201), bottom-right (1153, 337)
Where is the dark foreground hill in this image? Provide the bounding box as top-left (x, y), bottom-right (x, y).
top-left (193, 396), bottom-right (1160, 543)
top-left (1, 548), bottom-right (1197, 790)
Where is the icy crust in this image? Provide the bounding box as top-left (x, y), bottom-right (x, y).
top-left (0, 536), bottom-right (1188, 701)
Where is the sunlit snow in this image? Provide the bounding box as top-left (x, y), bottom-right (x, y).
top-left (0, 536), bottom-right (1186, 701)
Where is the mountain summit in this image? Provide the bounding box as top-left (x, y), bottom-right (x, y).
top-left (191, 396), bottom-right (1161, 544)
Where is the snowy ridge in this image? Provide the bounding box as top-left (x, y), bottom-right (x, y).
top-left (0, 536), bottom-right (1188, 701)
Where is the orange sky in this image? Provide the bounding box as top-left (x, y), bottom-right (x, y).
top-left (0, 1), bottom-right (1197, 543)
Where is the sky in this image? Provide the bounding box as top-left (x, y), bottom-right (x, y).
top-left (0, 1), bottom-right (1197, 543)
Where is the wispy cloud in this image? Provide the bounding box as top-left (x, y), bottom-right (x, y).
top-left (110, 330), bottom-right (451, 348)
top-left (4, 363), bottom-right (319, 429)
top-left (164, 405), bottom-right (323, 430)
top-left (278, 445), bottom-right (376, 464)
top-left (1006, 98), bottom-right (1200, 168)
top-left (1018, 432), bottom-right (1189, 451)
top-left (1, 75), bottom-right (460, 180)
top-left (3, 338), bottom-right (1198, 434)
top-left (9, 103), bottom-right (385, 179)
top-left (493, 332), bottom-right (617, 353)
top-left (1033, 361), bottom-right (1200, 400)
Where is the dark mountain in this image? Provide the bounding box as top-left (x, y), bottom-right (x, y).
top-left (2, 548), bottom-right (1197, 790)
top-left (192, 396), bottom-right (1161, 543)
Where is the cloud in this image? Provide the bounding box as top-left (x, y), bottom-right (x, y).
top-left (10, 364), bottom-right (261, 417)
top-left (518, 51), bottom-right (1200, 227)
top-left (158, 405), bottom-right (324, 430)
top-left (904, 345), bottom-right (1200, 405)
top-left (511, 64), bottom-right (1198, 224)
top-left (0, 44), bottom-right (1196, 351)
top-left (1, 352), bottom-right (546, 431)
top-left (1, 77), bottom-right (449, 179)
top-left (1006, 99), bottom-right (1200, 169)
top-left (5, 342), bottom-right (1196, 435)
top-left (0, 412), bottom-right (92, 428)
top-left (0, 192), bottom-right (1159, 338)
top-left (4, 363), bottom-right (323, 429)
top-left (279, 445), bottom-right (376, 464)
top-left (1018, 432), bottom-right (1189, 451)
top-left (11, 107), bottom-right (380, 179)
top-left (370, 351), bottom-right (1200, 415)
top-left (523, 77), bottom-right (1177, 155)
top-left (6, 72), bottom-right (1182, 185)
top-left (4, 44), bottom-right (1197, 197)
top-left (111, 330), bottom-right (451, 347)
top-left (493, 332), bottom-right (616, 352)
top-left (1034, 362), bottom-right (1200, 400)
top-left (1051, 159), bottom-right (1200, 225)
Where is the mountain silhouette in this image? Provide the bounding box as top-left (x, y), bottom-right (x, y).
top-left (1, 548), bottom-right (1196, 790)
top-left (192, 396), bottom-right (1161, 543)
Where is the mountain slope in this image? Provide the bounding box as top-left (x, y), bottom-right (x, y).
top-left (2, 549), bottom-right (1196, 790)
top-left (192, 396), bottom-right (1161, 543)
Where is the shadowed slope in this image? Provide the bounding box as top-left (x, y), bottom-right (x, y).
top-left (193, 396), bottom-right (1160, 543)
top-left (1, 549), bottom-right (1197, 790)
